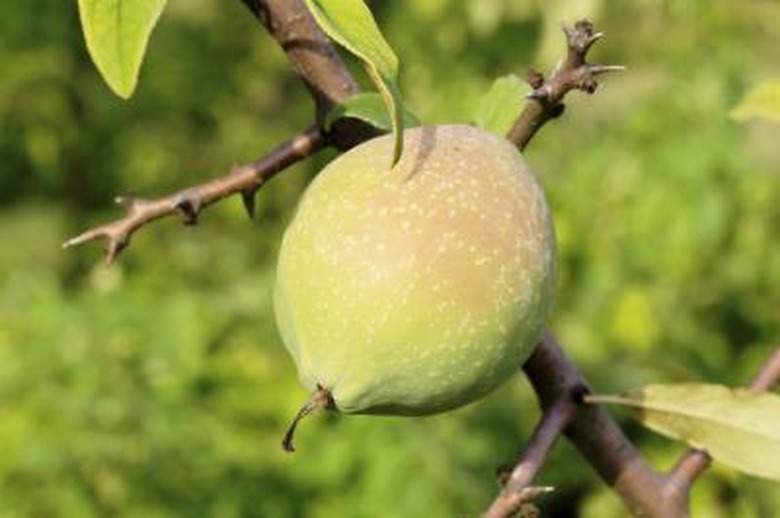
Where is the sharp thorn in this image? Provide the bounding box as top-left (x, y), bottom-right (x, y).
top-left (526, 69), bottom-right (545, 89)
top-left (574, 19), bottom-right (595, 34)
top-left (62, 236), bottom-right (82, 249)
top-left (518, 486), bottom-right (556, 500)
top-left (526, 89), bottom-right (548, 101)
top-left (115, 196), bottom-right (135, 210)
top-left (62, 229), bottom-right (101, 249)
top-left (587, 32), bottom-right (605, 45)
top-left (590, 64), bottom-right (626, 75)
top-left (176, 199), bottom-right (200, 226)
top-left (104, 236), bottom-right (127, 266)
top-left (241, 188), bottom-right (257, 220)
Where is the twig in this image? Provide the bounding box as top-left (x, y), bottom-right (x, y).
top-left (748, 347), bottom-right (780, 391)
top-left (240, 0), bottom-right (358, 121)
top-left (483, 386), bottom-right (574, 518)
top-left (665, 347), bottom-right (780, 499)
top-left (486, 19), bottom-right (673, 518)
top-left (65, 0), bottom-right (381, 264)
top-left (484, 333), bottom-right (676, 518)
top-left (526, 332), bottom-right (679, 517)
top-left (63, 125), bottom-right (324, 264)
top-left (507, 20), bottom-right (624, 151)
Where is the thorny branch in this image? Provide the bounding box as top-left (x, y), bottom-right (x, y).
top-left (486, 342), bottom-right (780, 518)
top-left (485, 333), bottom-right (675, 518)
top-left (64, 0), bottom-right (373, 264)
top-left (241, 0), bottom-right (358, 121)
top-left (509, 20), bottom-right (624, 152)
top-left (63, 125), bottom-right (325, 264)
top-left (486, 20), bottom-right (779, 518)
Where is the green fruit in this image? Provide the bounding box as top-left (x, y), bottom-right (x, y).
top-left (275, 124), bottom-right (556, 450)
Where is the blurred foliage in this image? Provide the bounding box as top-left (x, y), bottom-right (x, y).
top-left (1, 0), bottom-right (778, 516)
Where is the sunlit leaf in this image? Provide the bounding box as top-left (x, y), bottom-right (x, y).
top-left (587, 383), bottom-right (780, 482)
top-left (474, 75), bottom-right (527, 136)
top-left (78, 0), bottom-right (168, 99)
top-left (304, 0), bottom-right (404, 165)
top-left (325, 92), bottom-right (420, 132)
top-left (730, 81), bottom-right (780, 123)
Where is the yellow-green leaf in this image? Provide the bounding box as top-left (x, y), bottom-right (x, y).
top-left (730, 81), bottom-right (780, 123)
top-left (587, 383), bottom-right (780, 482)
top-left (325, 92), bottom-right (420, 132)
top-left (78, 0), bottom-right (168, 99)
top-left (474, 75), bottom-right (527, 136)
top-left (304, 0), bottom-right (404, 165)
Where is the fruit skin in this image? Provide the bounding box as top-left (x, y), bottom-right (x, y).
top-left (274, 124), bottom-right (556, 416)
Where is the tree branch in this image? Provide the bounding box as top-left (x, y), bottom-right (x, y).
top-left (508, 20), bottom-right (624, 152)
top-left (483, 377), bottom-right (574, 518)
top-left (240, 0), bottom-right (358, 121)
top-left (485, 20), bottom-right (676, 518)
top-left (65, 0), bottom-right (382, 263)
top-left (665, 347), bottom-right (780, 499)
top-left (63, 125), bottom-right (324, 264)
top-left (529, 333), bottom-right (678, 517)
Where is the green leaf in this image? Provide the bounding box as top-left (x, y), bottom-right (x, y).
top-left (325, 93), bottom-right (420, 132)
top-left (474, 75), bottom-right (527, 136)
top-left (587, 383), bottom-right (780, 482)
top-left (304, 0), bottom-right (404, 165)
top-left (730, 80), bottom-right (780, 123)
top-left (78, 0), bottom-right (168, 99)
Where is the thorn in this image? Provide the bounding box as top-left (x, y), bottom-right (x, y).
top-left (241, 188), bottom-right (257, 220)
top-left (175, 198), bottom-right (201, 226)
top-left (580, 76), bottom-right (598, 94)
top-left (104, 235), bottom-right (128, 266)
top-left (62, 234), bottom-right (89, 249)
top-left (585, 31), bottom-right (604, 48)
top-left (115, 195), bottom-right (137, 211)
top-left (526, 89), bottom-right (549, 101)
top-left (564, 19), bottom-right (600, 54)
top-left (517, 486), bottom-right (556, 501)
top-left (589, 64), bottom-right (626, 75)
top-left (526, 69), bottom-right (545, 89)
top-left (573, 19), bottom-right (595, 36)
top-left (561, 22), bottom-right (574, 40)
top-left (570, 384), bottom-right (591, 404)
top-left (63, 228), bottom-right (102, 249)
top-left (496, 463), bottom-right (514, 486)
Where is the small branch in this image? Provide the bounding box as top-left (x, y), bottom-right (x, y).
top-left (63, 126), bottom-right (325, 264)
top-left (483, 390), bottom-right (575, 518)
top-left (665, 347), bottom-right (780, 498)
top-left (241, 0), bottom-right (379, 150)
top-left (748, 347), bottom-right (780, 391)
top-left (486, 18), bottom-right (671, 518)
top-left (67, 0), bottom-right (371, 265)
top-left (483, 331), bottom-right (678, 517)
top-left (507, 20), bottom-right (624, 151)
top-left (526, 332), bottom-right (680, 517)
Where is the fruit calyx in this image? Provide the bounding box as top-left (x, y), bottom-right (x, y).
top-left (281, 385), bottom-right (335, 453)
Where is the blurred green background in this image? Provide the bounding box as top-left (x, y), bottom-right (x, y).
top-left (1, 0), bottom-right (778, 516)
